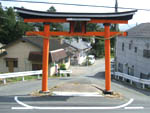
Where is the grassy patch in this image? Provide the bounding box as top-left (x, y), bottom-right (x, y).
top-left (1, 75), bottom-right (40, 84)
top-left (24, 75), bottom-right (38, 80)
top-left (7, 77), bottom-right (23, 83)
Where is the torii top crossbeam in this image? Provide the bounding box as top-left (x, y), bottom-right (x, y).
top-left (15, 7), bottom-right (137, 93)
top-left (16, 7), bottom-right (136, 21)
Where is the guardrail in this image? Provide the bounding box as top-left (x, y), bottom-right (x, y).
top-left (0, 70), bottom-right (42, 84)
top-left (59, 70), bottom-right (72, 77)
top-left (113, 72), bottom-right (150, 89)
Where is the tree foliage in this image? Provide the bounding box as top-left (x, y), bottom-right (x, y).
top-left (47, 6), bottom-right (56, 12)
top-left (0, 5), bottom-right (33, 44)
top-left (88, 24), bottom-right (118, 58)
top-left (47, 6), bottom-right (63, 31)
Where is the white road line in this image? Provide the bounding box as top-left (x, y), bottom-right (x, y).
top-left (124, 107), bottom-right (144, 110)
top-left (52, 91), bottom-right (103, 97)
top-left (13, 96), bottom-right (33, 109)
top-left (12, 96), bottom-right (137, 110)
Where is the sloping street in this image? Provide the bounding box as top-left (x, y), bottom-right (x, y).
top-left (0, 59), bottom-right (150, 113)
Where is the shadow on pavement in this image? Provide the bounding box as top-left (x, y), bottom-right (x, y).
top-left (20, 96), bottom-right (71, 102)
top-left (0, 95), bottom-right (71, 103)
top-left (87, 71), bottom-right (105, 79)
top-left (111, 79), bottom-right (150, 96)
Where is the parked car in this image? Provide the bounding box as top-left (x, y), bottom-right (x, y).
top-left (88, 55), bottom-right (95, 64)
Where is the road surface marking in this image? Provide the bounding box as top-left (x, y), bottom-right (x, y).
top-left (52, 91), bottom-right (103, 97)
top-left (124, 107), bottom-right (144, 109)
top-left (14, 96), bottom-right (33, 109)
top-left (12, 96), bottom-right (137, 110)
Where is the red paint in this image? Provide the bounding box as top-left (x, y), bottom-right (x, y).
top-left (104, 24), bottom-right (111, 91)
top-left (42, 24), bottom-right (50, 92)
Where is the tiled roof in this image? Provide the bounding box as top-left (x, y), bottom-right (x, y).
top-left (22, 36), bottom-right (68, 51)
top-left (64, 38), bottom-right (91, 50)
top-left (50, 49), bottom-right (67, 62)
top-left (127, 23), bottom-right (150, 38)
top-left (28, 49), bottom-right (67, 62)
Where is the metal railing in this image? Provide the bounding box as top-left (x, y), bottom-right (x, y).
top-left (113, 72), bottom-right (150, 89)
top-left (0, 70), bottom-right (42, 84)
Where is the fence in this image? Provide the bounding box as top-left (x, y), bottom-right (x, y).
top-left (0, 70), bottom-right (42, 84)
top-left (113, 72), bottom-right (150, 89)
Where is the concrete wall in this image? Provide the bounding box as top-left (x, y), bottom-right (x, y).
top-left (116, 36), bottom-right (150, 79)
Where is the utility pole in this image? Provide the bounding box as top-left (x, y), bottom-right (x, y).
top-left (114, 0), bottom-right (119, 72)
top-left (115, 0), bottom-right (119, 30)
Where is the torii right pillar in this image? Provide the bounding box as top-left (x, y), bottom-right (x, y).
top-left (104, 23), bottom-right (112, 94)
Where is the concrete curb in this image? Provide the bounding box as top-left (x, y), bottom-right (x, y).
top-left (52, 91), bottom-right (103, 97)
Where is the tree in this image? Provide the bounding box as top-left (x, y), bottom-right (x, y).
top-left (91, 38), bottom-right (105, 58)
top-left (88, 24), bottom-right (117, 58)
top-left (47, 6), bottom-right (56, 12)
top-left (0, 6), bottom-right (33, 44)
top-left (47, 6), bottom-right (63, 31)
top-left (87, 23), bottom-right (101, 32)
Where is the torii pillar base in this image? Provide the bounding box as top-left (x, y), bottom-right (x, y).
top-left (103, 90), bottom-right (113, 95)
top-left (39, 90), bottom-right (50, 94)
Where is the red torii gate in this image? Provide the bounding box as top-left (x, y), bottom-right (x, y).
top-left (15, 7), bottom-right (137, 94)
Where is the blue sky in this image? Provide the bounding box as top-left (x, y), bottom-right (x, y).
top-left (1, 0), bottom-right (150, 30)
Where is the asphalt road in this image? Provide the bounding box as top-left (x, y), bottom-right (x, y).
top-left (0, 59), bottom-right (150, 113)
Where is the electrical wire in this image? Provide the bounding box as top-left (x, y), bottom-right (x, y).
top-left (1, 0), bottom-right (150, 11)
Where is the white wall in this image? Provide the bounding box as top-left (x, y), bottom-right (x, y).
top-left (78, 51), bottom-right (87, 65)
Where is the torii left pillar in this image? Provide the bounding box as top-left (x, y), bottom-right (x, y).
top-left (42, 23), bottom-right (50, 92)
top-left (104, 23), bottom-right (112, 94)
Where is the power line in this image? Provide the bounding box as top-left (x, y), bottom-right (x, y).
top-left (1, 0), bottom-right (150, 11)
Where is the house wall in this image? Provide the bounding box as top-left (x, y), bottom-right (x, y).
top-left (65, 57), bottom-right (70, 69)
top-left (0, 40), bottom-right (40, 73)
top-left (116, 36), bottom-right (150, 81)
top-left (0, 40), bottom-right (71, 76)
top-left (50, 66), bottom-right (55, 76)
top-left (78, 50), bottom-right (87, 65)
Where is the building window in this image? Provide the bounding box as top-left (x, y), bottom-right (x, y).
top-left (127, 65), bottom-right (134, 76)
top-left (13, 60), bottom-right (18, 67)
top-left (6, 60), bottom-right (8, 67)
top-left (140, 73), bottom-right (150, 79)
top-left (135, 47), bottom-right (137, 53)
top-left (122, 43), bottom-right (124, 51)
top-left (129, 43), bottom-right (131, 50)
top-left (5, 59), bottom-right (18, 68)
top-left (118, 63), bottom-right (123, 72)
top-left (143, 49), bottom-right (150, 58)
top-left (32, 64), bottom-right (42, 70)
top-left (131, 65), bottom-right (134, 76)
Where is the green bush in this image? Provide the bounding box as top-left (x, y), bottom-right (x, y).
top-left (59, 64), bottom-right (66, 70)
